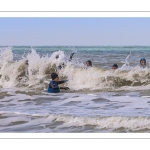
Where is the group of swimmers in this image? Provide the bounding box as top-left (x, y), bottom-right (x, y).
top-left (86, 58), bottom-right (147, 69)
top-left (86, 60), bottom-right (119, 69)
top-left (87, 58), bottom-right (147, 69)
top-left (24, 54), bottom-right (147, 93)
top-left (47, 56), bottom-right (147, 93)
top-left (21, 50), bottom-right (147, 93)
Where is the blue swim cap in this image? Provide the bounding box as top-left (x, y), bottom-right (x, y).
top-left (140, 58), bottom-right (146, 61)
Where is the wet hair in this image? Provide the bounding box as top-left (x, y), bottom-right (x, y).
top-left (51, 73), bottom-right (58, 80)
top-left (86, 60), bottom-right (92, 66)
top-left (112, 64), bottom-right (118, 68)
top-left (140, 58), bottom-right (146, 62)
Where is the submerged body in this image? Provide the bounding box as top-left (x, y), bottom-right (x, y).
top-left (48, 80), bottom-right (67, 93)
top-left (48, 72), bottom-right (68, 93)
top-left (139, 65), bottom-right (147, 69)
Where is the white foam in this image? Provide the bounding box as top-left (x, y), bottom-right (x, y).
top-left (46, 114), bottom-right (150, 131)
top-left (1, 111), bottom-right (150, 131)
top-left (1, 47), bottom-right (150, 91)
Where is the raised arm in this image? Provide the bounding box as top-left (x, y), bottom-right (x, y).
top-left (69, 53), bottom-right (75, 61)
top-left (57, 80), bottom-right (68, 84)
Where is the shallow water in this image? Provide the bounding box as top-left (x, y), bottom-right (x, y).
top-left (0, 46), bottom-right (150, 132)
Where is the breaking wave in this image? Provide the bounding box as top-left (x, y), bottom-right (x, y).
top-left (0, 47), bottom-right (150, 91)
top-left (1, 112), bottom-right (150, 132)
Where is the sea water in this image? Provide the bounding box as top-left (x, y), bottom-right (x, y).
top-left (0, 46), bottom-right (150, 133)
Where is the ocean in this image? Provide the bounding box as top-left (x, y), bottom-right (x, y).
top-left (0, 46), bottom-right (150, 133)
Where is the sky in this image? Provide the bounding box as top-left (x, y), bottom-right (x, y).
top-left (0, 18), bottom-right (150, 46)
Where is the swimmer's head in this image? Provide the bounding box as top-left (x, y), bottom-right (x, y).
top-left (86, 60), bottom-right (92, 67)
top-left (51, 73), bottom-right (59, 81)
top-left (112, 64), bottom-right (118, 70)
top-left (25, 60), bottom-right (29, 65)
top-left (56, 55), bottom-right (59, 59)
top-left (140, 58), bottom-right (146, 66)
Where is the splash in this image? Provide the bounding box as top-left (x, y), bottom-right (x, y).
top-left (47, 114), bottom-right (150, 131)
top-left (0, 48), bottom-right (150, 91)
top-left (120, 52), bottom-right (132, 70)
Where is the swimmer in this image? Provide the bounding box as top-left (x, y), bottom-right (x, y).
top-left (112, 64), bottom-right (118, 70)
top-left (25, 60), bottom-right (29, 65)
top-left (140, 58), bottom-right (147, 68)
top-left (86, 60), bottom-right (92, 67)
top-left (58, 53), bottom-right (75, 69)
top-left (48, 73), bottom-right (69, 93)
top-left (55, 55), bottom-right (59, 59)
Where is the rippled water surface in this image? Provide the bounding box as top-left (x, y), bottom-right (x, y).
top-left (1, 46), bottom-right (150, 132)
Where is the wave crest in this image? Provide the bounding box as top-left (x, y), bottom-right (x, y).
top-left (0, 47), bottom-right (150, 91)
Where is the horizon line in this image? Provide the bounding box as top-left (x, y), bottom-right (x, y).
top-left (1, 45), bottom-right (150, 47)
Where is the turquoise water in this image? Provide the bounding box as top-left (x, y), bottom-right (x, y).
top-left (9, 46), bottom-right (150, 68)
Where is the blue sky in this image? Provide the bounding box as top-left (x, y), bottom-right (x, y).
top-left (0, 18), bottom-right (150, 46)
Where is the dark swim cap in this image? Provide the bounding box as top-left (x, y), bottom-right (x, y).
top-left (112, 64), bottom-right (118, 68)
top-left (51, 73), bottom-right (58, 80)
top-left (86, 60), bottom-right (92, 66)
top-left (56, 55), bottom-right (59, 59)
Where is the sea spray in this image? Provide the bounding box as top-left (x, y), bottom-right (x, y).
top-left (120, 52), bottom-right (132, 70)
top-left (0, 47), bottom-right (150, 91)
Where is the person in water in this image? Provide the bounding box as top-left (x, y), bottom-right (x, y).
top-left (25, 60), bottom-right (29, 65)
top-left (112, 64), bottom-right (118, 70)
top-left (48, 73), bottom-right (69, 93)
top-left (57, 52), bottom-right (75, 69)
top-left (140, 58), bottom-right (147, 68)
top-left (69, 52), bottom-right (75, 61)
top-left (86, 60), bottom-right (92, 67)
